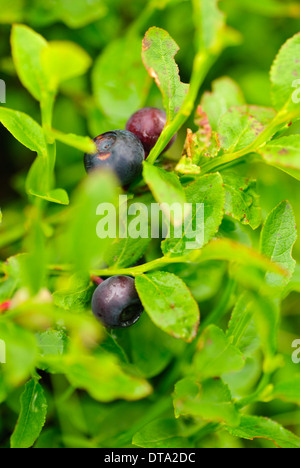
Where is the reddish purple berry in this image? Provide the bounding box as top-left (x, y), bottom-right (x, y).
top-left (126, 107), bottom-right (177, 156)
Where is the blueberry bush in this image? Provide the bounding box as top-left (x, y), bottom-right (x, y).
top-left (1, 0), bottom-right (300, 449)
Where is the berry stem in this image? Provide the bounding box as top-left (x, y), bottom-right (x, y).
top-left (90, 254), bottom-right (195, 278)
top-left (90, 275), bottom-right (104, 285)
top-left (40, 92), bottom-right (57, 191)
top-left (236, 373), bottom-right (272, 409)
top-left (199, 278), bottom-right (236, 332)
top-left (146, 0), bottom-right (230, 166)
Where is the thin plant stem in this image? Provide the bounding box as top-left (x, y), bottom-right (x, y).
top-left (201, 110), bottom-right (291, 175)
top-left (147, 51), bottom-right (217, 165)
top-left (236, 373), bottom-right (272, 410)
top-left (199, 278), bottom-right (236, 332)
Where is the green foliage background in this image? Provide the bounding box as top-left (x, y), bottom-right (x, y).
top-left (1, 0), bottom-right (300, 449)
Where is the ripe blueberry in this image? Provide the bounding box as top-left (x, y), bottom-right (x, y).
top-left (84, 130), bottom-right (145, 186)
top-left (91, 276), bottom-right (144, 329)
top-left (126, 107), bottom-right (177, 156)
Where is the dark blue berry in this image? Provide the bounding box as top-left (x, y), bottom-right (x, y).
top-left (91, 276), bottom-right (144, 329)
top-left (84, 130), bottom-right (145, 186)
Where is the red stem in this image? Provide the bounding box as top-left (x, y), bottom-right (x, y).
top-left (91, 276), bottom-right (104, 286)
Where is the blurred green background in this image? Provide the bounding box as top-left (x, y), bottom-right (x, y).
top-left (1, 0), bottom-right (300, 448)
top-left (1, 0), bottom-right (300, 273)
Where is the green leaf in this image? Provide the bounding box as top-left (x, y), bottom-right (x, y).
top-left (26, 156), bottom-right (49, 196)
top-left (143, 162), bottom-right (187, 226)
top-left (260, 201), bottom-right (297, 289)
top-left (20, 212), bottom-right (47, 295)
top-left (227, 292), bottom-right (259, 357)
top-left (34, 428), bottom-right (61, 449)
top-left (46, 189), bottom-right (69, 205)
top-left (37, 330), bottom-right (67, 357)
top-left (191, 239), bottom-right (287, 278)
top-left (11, 379), bottom-right (47, 448)
top-left (223, 173), bottom-right (262, 230)
top-left (128, 313), bottom-right (185, 379)
top-left (270, 375), bottom-right (300, 405)
top-left (35, 308), bottom-right (103, 359)
top-left (142, 27), bottom-right (189, 121)
top-left (103, 194), bottom-right (152, 269)
top-left (0, 321), bottom-right (38, 387)
top-left (253, 295), bottom-right (280, 364)
top-left (55, 0), bottom-right (107, 28)
top-left (27, 166), bottom-right (69, 204)
top-left (135, 271), bottom-right (200, 342)
top-left (31, 188), bottom-right (69, 206)
top-left (66, 170), bottom-right (120, 272)
top-left (45, 353), bottom-right (152, 402)
top-left (53, 274), bottom-right (94, 311)
top-left (169, 261), bottom-right (226, 303)
top-left (173, 377), bottom-right (240, 427)
top-left (26, 156), bottom-right (69, 205)
top-left (133, 418), bottom-right (193, 448)
top-left (241, 105), bottom-right (277, 126)
top-left (162, 173), bottom-right (225, 255)
top-left (93, 35), bottom-right (150, 123)
top-left (218, 107), bottom-right (270, 153)
top-left (226, 415), bottom-right (300, 448)
top-left (104, 236), bottom-right (151, 270)
top-left (283, 264), bottom-right (300, 297)
top-left (11, 24), bottom-right (47, 101)
top-left (257, 136), bottom-right (300, 181)
top-left (227, 292), bottom-right (279, 364)
top-left (11, 25), bottom-right (92, 102)
top-left (41, 41), bottom-right (92, 93)
top-left (0, 107), bottom-right (46, 155)
top-left (193, 325), bottom-right (245, 380)
top-left (48, 128), bottom-right (96, 153)
top-left (200, 76), bottom-right (245, 131)
top-left (270, 33), bottom-right (300, 113)
top-left (185, 173), bottom-right (225, 243)
top-left (3, 0), bottom-right (108, 27)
